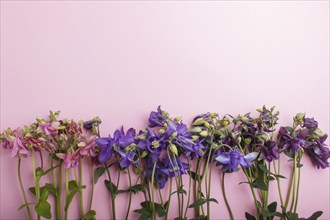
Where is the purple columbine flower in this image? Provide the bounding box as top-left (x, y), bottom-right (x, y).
top-left (306, 134), bottom-right (330, 169)
top-left (258, 140), bottom-right (279, 162)
top-left (161, 156), bottom-right (189, 178)
top-left (11, 129), bottom-right (30, 158)
top-left (83, 117), bottom-right (102, 130)
top-left (148, 106), bottom-right (167, 128)
top-left (303, 117), bottom-right (318, 131)
top-left (137, 128), bottom-right (165, 155)
top-left (96, 137), bottom-right (114, 163)
top-left (277, 127), bottom-right (308, 153)
top-left (118, 127), bottom-right (136, 147)
top-left (164, 121), bottom-right (195, 157)
top-left (215, 148), bottom-right (258, 172)
top-left (117, 149), bottom-right (139, 168)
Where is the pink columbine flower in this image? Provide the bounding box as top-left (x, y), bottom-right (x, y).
top-left (39, 123), bottom-right (58, 137)
top-left (56, 151), bottom-right (80, 168)
top-left (1, 129), bottom-right (15, 149)
top-left (11, 129), bottom-right (30, 158)
top-left (78, 139), bottom-right (97, 157)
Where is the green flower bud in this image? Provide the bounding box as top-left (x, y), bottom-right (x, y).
top-left (244, 138), bottom-right (252, 145)
top-left (141, 151), bottom-right (148, 158)
top-left (237, 136), bottom-right (242, 144)
top-left (200, 131), bottom-right (208, 137)
top-left (221, 119), bottom-right (229, 127)
top-left (260, 134), bottom-right (270, 141)
top-left (170, 144), bottom-right (178, 156)
top-left (193, 118), bottom-right (205, 126)
top-left (159, 129), bottom-right (165, 135)
top-left (210, 112), bottom-right (218, 117)
top-left (172, 131), bottom-right (178, 138)
top-left (204, 121), bottom-right (211, 128)
top-left (192, 135), bottom-right (199, 141)
top-left (295, 113), bottom-right (305, 121)
top-left (190, 127), bottom-right (202, 133)
top-left (174, 116), bottom-right (183, 122)
top-left (241, 116), bottom-right (249, 123)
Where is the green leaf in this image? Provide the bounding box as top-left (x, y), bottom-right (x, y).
top-left (36, 167), bottom-right (44, 178)
top-left (267, 201), bottom-right (277, 213)
top-left (137, 213), bottom-right (151, 220)
top-left (40, 189), bottom-right (49, 202)
top-left (258, 164), bottom-right (269, 174)
top-left (188, 198), bottom-right (218, 208)
top-left (44, 183), bottom-right (57, 195)
top-left (94, 167), bottom-right (106, 184)
top-left (171, 185), bottom-right (187, 196)
top-left (83, 210), bottom-right (96, 220)
top-left (193, 215), bottom-right (207, 220)
top-left (305, 211), bottom-right (323, 220)
top-left (245, 212), bottom-right (256, 220)
top-left (35, 201), bottom-right (52, 219)
top-left (18, 203), bottom-right (36, 211)
top-left (65, 190), bottom-right (77, 211)
top-left (69, 180), bottom-right (78, 190)
top-left (128, 184), bottom-right (144, 194)
top-left (104, 180), bottom-right (118, 198)
top-left (188, 171), bottom-right (201, 181)
top-left (252, 180), bottom-right (268, 191)
top-left (29, 187), bottom-right (36, 195)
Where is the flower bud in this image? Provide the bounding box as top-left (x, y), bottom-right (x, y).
top-left (200, 131), bottom-right (208, 137)
top-left (172, 131), bottom-right (178, 138)
top-left (204, 121), bottom-right (211, 128)
top-left (221, 119), bottom-right (229, 127)
top-left (174, 116), bottom-right (183, 122)
top-left (141, 151), bottom-right (148, 158)
top-left (170, 144), bottom-right (178, 156)
top-left (193, 118), bottom-right (205, 126)
top-left (295, 113), bottom-right (305, 121)
top-left (159, 129), bottom-right (165, 135)
top-left (190, 127), bottom-right (202, 133)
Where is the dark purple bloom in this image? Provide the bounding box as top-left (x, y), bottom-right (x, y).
top-left (96, 137), bottom-right (114, 163)
top-left (161, 156), bottom-right (189, 178)
top-left (117, 149), bottom-right (139, 168)
top-left (148, 106), bottom-right (167, 128)
top-left (137, 128), bottom-right (165, 155)
top-left (215, 148), bottom-right (258, 172)
top-left (118, 128), bottom-right (136, 147)
top-left (83, 117), bottom-right (102, 130)
top-left (303, 118), bottom-right (318, 131)
top-left (277, 127), bottom-right (308, 153)
top-left (306, 134), bottom-right (330, 169)
top-left (258, 140), bottom-right (279, 162)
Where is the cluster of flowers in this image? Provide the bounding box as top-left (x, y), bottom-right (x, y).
top-left (0, 106), bottom-right (329, 220)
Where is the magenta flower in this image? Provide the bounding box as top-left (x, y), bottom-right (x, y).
top-left (0, 129), bottom-right (15, 149)
top-left (79, 139), bottom-right (97, 157)
top-left (56, 151), bottom-right (80, 168)
top-left (39, 123), bottom-right (58, 137)
top-left (11, 129), bottom-right (30, 158)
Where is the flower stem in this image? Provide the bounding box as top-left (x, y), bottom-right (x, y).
top-left (18, 158), bottom-right (33, 220)
top-left (65, 169), bottom-right (69, 220)
top-left (184, 158), bottom-right (192, 220)
top-left (125, 168), bottom-right (133, 220)
top-left (294, 158), bottom-right (301, 213)
top-left (105, 165), bottom-right (116, 220)
top-left (284, 164), bottom-right (295, 210)
top-left (273, 160), bottom-right (284, 207)
top-left (289, 154), bottom-right (297, 213)
top-left (151, 161), bottom-right (157, 220)
top-left (221, 173), bottom-right (234, 220)
top-left (31, 150), bottom-right (41, 220)
top-left (194, 158), bottom-right (202, 217)
top-left (89, 162), bottom-right (95, 211)
top-left (165, 178), bottom-right (173, 220)
top-left (56, 161), bottom-right (63, 220)
top-left (79, 160), bottom-right (84, 217)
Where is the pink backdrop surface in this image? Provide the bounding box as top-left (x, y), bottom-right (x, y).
top-left (0, 1), bottom-right (329, 220)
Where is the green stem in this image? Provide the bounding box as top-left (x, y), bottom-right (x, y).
top-left (194, 158), bottom-right (202, 217)
top-left (221, 173), bottom-right (234, 220)
top-left (65, 169), bottom-right (69, 220)
top-left (167, 150), bottom-right (181, 218)
top-left (284, 164), bottom-right (295, 209)
top-left (273, 160), bottom-right (284, 207)
top-left (18, 158), bottom-right (33, 220)
top-left (294, 159), bottom-right (301, 213)
top-left (56, 161), bottom-right (63, 220)
top-left (289, 155), bottom-right (297, 213)
top-left (125, 168), bottom-right (133, 220)
top-left (105, 165), bottom-right (116, 220)
top-left (184, 158), bottom-right (192, 220)
top-left (203, 135), bottom-right (214, 220)
top-left (244, 168), bottom-right (260, 220)
top-left (165, 178), bottom-right (173, 220)
top-left (79, 160), bottom-right (84, 217)
top-left (89, 162), bottom-right (95, 211)
top-left (151, 161), bottom-right (157, 220)
top-left (31, 150), bottom-right (41, 220)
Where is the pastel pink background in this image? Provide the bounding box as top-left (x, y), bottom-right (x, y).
top-left (1, 1), bottom-right (329, 220)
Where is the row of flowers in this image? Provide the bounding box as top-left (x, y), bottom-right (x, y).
top-left (0, 106), bottom-right (329, 220)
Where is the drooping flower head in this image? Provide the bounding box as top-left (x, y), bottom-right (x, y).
top-left (258, 140), bottom-right (279, 162)
top-left (215, 148), bottom-right (258, 172)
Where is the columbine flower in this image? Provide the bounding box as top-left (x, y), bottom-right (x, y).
top-left (306, 134), bottom-right (330, 169)
top-left (164, 121), bottom-right (195, 157)
top-left (277, 127), bottom-right (308, 153)
top-left (215, 148), bottom-right (258, 172)
top-left (83, 117), bottom-right (102, 130)
top-left (11, 129), bottom-right (30, 158)
top-left (137, 128), bottom-right (165, 155)
top-left (39, 123), bottom-right (58, 137)
top-left (118, 128), bottom-right (136, 147)
top-left (0, 128), bottom-right (15, 149)
top-left (303, 118), bottom-right (318, 131)
top-left (161, 156), bottom-right (189, 178)
top-left (258, 140), bottom-right (279, 162)
top-left (56, 150), bottom-right (80, 168)
top-left (78, 138), bottom-right (97, 157)
top-left (117, 149), bottom-right (139, 168)
top-left (148, 106), bottom-right (167, 127)
top-left (96, 137), bottom-right (114, 163)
